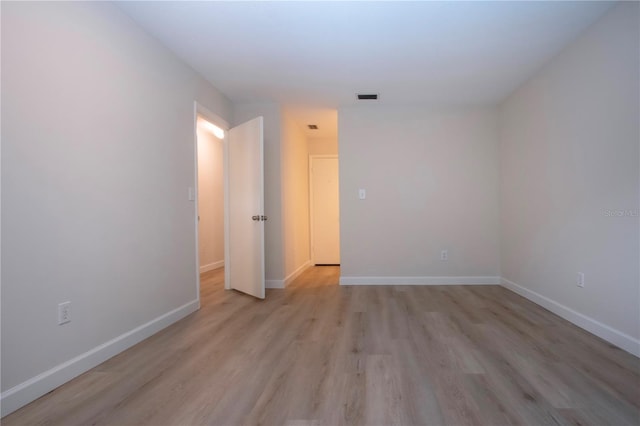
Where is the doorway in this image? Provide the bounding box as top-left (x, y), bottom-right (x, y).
top-left (309, 155), bottom-right (340, 265)
top-left (193, 103), bottom-right (266, 301)
top-left (195, 107), bottom-right (229, 303)
top-left (196, 116), bottom-right (225, 275)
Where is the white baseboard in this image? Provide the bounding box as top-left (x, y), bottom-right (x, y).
top-left (266, 261), bottom-right (312, 289)
top-left (284, 260), bottom-right (312, 287)
top-left (0, 299), bottom-right (199, 417)
top-left (200, 260), bottom-right (224, 273)
top-left (501, 278), bottom-right (640, 357)
top-left (339, 276), bottom-right (501, 285)
top-left (265, 279), bottom-right (284, 289)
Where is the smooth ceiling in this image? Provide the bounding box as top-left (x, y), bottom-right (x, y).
top-left (117, 1), bottom-right (614, 135)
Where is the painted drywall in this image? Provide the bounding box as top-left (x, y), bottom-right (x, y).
top-left (233, 103), bottom-right (284, 284)
top-left (308, 137), bottom-right (339, 156)
top-left (197, 122), bottom-right (224, 272)
top-left (338, 106), bottom-right (500, 282)
top-left (1, 1), bottom-right (232, 414)
top-left (281, 110), bottom-right (311, 282)
top-left (499, 2), bottom-right (640, 345)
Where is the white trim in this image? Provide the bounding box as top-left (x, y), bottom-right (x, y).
top-left (192, 103), bottom-right (202, 305)
top-left (199, 260), bottom-right (225, 273)
top-left (0, 300), bottom-right (199, 417)
top-left (501, 278), bottom-right (640, 357)
top-left (223, 119), bottom-right (231, 291)
top-left (194, 103), bottom-right (230, 131)
top-left (339, 276), bottom-right (501, 285)
top-left (258, 118), bottom-right (266, 298)
top-left (284, 260), bottom-right (312, 287)
top-left (266, 279), bottom-right (285, 289)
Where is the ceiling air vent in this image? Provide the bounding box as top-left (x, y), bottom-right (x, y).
top-left (357, 93), bottom-right (378, 100)
top-left (308, 124), bottom-right (318, 129)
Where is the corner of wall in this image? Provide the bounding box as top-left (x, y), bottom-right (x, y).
top-left (500, 278), bottom-right (640, 357)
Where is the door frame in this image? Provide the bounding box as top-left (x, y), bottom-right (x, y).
top-left (193, 102), bottom-right (232, 304)
top-left (308, 154), bottom-right (339, 265)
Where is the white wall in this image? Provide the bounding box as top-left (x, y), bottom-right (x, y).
top-left (281, 110), bottom-right (311, 282)
top-left (2, 4), bottom-right (637, 419)
top-left (308, 137), bottom-right (338, 156)
top-left (1, 1), bottom-right (233, 415)
top-left (233, 103), bottom-right (285, 285)
top-left (499, 2), bottom-right (640, 352)
top-left (338, 106), bottom-right (500, 284)
top-left (197, 123), bottom-right (224, 272)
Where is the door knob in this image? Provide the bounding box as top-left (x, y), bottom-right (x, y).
top-left (252, 215), bottom-right (260, 221)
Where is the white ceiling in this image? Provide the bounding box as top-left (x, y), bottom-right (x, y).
top-left (117, 1), bottom-right (614, 138)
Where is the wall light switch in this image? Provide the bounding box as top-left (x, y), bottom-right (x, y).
top-left (188, 187), bottom-right (196, 201)
top-left (58, 301), bottom-right (71, 325)
top-left (577, 272), bottom-right (585, 288)
top-left (358, 189), bottom-right (366, 200)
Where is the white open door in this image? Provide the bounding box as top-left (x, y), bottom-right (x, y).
top-left (227, 117), bottom-right (265, 299)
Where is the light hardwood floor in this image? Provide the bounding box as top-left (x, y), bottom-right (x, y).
top-left (3, 266), bottom-right (639, 425)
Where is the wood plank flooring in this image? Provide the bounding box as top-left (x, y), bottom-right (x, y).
top-left (3, 266), bottom-right (639, 425)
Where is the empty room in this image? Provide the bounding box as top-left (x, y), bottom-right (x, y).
top-left (1, 1), bottom-right (638, 425)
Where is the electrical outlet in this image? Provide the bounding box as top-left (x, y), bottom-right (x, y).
top-left (58, 301), bottom-right (71, 325)
top-left (577, 272), bottom-right (585, 288)
top-left (440, 249), bottom-right (448, 261)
